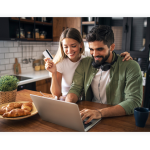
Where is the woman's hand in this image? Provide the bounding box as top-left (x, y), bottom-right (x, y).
top-left (120, 52), bottom-right (133, 61)
top-left (44, 58), bottom-right (57, 74)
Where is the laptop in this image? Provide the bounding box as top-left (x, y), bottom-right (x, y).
top-left (30, 94), bottom-right (101, 132)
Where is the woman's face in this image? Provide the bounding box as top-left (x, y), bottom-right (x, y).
top-left (62, 38), bottom-right (82, 62)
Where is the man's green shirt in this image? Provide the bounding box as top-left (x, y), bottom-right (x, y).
top-left (68, 53), bottom-right (143, 115)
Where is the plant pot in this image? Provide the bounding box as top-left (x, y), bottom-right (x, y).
top-left (0, 89), bottom-right (17, 105)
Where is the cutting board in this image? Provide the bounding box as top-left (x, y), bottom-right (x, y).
top-left (13, 58), bottom-right (21, 74)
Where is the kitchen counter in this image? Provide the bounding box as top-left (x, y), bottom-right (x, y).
top-left (15, 70), bottom-right (51, 86)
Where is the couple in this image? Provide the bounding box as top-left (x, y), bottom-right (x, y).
top-left (44, 25), bottom-right (142, 124)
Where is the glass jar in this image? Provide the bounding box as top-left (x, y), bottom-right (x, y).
top-left (16, 28), bottom-right (25, 38)
top-left (34, 63), bottom-right (40, 71)
top-left (27, 31), bottom-right (31, 38)
top-left (40, 31), bottom-right (46, 39)
top-left (20, 28), bottom-right (25, 38)
top-left (33, 29), bottom-right (39, 39)
top-left (40, 60), bottom-right (45, 70)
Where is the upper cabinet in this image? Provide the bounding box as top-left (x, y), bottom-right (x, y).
top-left (53, 17), bottom-right (81, 42)
top-left (0, 17), bottom-right (53, 41)
top-left (81, 17), bottom-right (97, 41)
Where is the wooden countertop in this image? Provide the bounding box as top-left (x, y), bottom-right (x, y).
top-left (0, 89), bottom-right (150, 132)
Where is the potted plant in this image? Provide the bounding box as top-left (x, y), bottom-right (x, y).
top-left (0, 75), bottom-right (19, 105)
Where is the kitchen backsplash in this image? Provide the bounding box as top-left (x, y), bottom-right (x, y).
top-left (0, 41), bottom-right (90, 76)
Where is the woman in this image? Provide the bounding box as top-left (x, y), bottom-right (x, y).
top-left (44, 28), bottom-right (132, 99)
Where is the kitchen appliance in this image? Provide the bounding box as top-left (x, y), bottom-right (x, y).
top-left (12, 75), bottom-right (36, 91)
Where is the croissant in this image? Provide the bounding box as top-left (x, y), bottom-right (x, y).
top-left (7, 103), bottom-right (23, 108)
top-left (3, 109), bottom-right (31, 118)
top-left (21, 102), bottom-right (32, 112)
top-left (0, 106), bottom-right (14, 115)
top-left (0, 106), bottom-right (7, 115)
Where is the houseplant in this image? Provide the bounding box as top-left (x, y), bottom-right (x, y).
top-left (0, 75), bottom-right (19, 105)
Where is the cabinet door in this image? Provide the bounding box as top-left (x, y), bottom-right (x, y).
top-left (53, 17), bottom-right (65, 41)
top-left (66, 17), bottom-right (81, 32)
top-left (126, 17), bottom-right (150, 57)
top-left (0, 17), bottom-right (10, 40)
top-left (53, 17), bottom-right (81, 41)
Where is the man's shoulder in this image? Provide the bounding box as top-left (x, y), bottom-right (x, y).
top-left (117, 55), bottom-right (141, 72)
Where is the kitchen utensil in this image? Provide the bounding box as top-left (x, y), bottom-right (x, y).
top-left (13, 58), bottom-right (21, 74)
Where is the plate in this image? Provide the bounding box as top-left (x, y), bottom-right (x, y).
top-left (0, 101), bottom-right (38, 120)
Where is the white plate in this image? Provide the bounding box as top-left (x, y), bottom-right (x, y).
top-left (0, 101), bottom-right (38, 120)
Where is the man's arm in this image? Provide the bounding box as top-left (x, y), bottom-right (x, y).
top-left (80, 105), bottom-right (126, 124)
top-left (65, 93), bottom-right (78, 103)
top-left (65, 59), bottom-right (85, 103)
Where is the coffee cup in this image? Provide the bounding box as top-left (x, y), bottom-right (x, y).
top-left (134, 107), bottom-right (149, 127)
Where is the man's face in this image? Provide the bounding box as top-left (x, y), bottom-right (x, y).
top-left (88, 41), bottom-right (110, 67)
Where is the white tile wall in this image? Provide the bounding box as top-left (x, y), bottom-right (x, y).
top-left (0, 41), bottom-right (90, 76)
top-left (0, 41), bottom-right (59, 75)
top-left (0, 48), bottom-right (9, 53)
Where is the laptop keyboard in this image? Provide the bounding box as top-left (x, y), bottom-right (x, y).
top-left (83, 120), bottom-right (92, 129)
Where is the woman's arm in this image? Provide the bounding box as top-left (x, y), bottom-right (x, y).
top-left (44, 58), bottom-right (62, 98)
top-left (50, 71), bottom-right (62, 98)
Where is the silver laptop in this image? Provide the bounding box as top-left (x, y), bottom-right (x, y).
top-left (30, 94), bottom-right (101, 132)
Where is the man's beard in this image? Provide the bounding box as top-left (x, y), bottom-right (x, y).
top-left (92, 50), bottom-right (110, 68)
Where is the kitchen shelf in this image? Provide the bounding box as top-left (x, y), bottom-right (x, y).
top-left (10, 17), bottom-right (52, 26)
top-left (82, 21), bottom-right (95, 25)
top-left (10, 17), bottom-right (19, 21)
top-left (35, 21), bottom-right (52, 26)
top-left (35, 38), bottom-right (53, 41)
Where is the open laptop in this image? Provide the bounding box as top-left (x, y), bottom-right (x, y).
top-left (30, 94), bottom-right (101, 132)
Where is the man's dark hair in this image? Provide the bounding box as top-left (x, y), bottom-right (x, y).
top-left (86, 25), bottom-right (114, 47)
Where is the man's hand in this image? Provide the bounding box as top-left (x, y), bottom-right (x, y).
top-left (80, 108), bottom-right (102, 124)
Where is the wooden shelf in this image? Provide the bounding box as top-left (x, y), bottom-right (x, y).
top-left (82, 21), bottom-right (95, 25)
top-left (10, 17), bottom-right (19, 21)
top-left (35, 38), bottom-right (53, 41)
top-left (35, 21), bottom-right (52, 26)
top-left (10, 17), bottom-right (52, 26)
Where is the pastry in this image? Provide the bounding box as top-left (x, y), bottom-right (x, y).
top-left (7, 103), bottom-right (23, 108)
top-left (21, 102), bottom-right (33, 112)
top-left (3, 109), bottom-right (31, 118)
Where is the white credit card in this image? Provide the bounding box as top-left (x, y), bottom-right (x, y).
top-left (43, 49), bottom-right (53, 59)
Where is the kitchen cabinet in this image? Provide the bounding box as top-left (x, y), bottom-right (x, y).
top-left (36, 78), bottom-right (51, 94)
top-left (0, 17), bottom-right (53, 41)
top-left (53, 17), bottom-right (81, 41)
top-left (81, 17), bottom-right (97, 41)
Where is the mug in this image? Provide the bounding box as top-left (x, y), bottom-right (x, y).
top-left (134, 107), bottom-right (149, 127)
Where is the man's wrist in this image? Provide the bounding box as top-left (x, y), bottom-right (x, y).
top-left (96, 109), bottom-right (103, 118)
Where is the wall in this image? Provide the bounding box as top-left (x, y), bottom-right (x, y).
top-left (0, 41), bottom-right (90, 76)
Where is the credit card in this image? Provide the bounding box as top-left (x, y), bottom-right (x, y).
top-left (43, 49), bottom-right (53, 59)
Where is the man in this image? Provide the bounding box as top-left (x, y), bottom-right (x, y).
top-left (65, 25), bottom-right (143, 124)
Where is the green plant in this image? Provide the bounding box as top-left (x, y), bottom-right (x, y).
top-left (0, 75), bottom-right (19, 91)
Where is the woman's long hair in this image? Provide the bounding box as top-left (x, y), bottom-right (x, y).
top-left (53, 28), bottom-right (85, 64)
